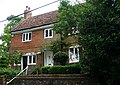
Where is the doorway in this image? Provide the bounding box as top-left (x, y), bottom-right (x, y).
top-left (22, 56), bottom-right (27, 70)
top-left (44, 51), bottom-right (53, 66)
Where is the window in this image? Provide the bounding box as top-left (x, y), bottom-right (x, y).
top-left (69, 46), bottom-right (79, 63)
top-left (71, 27), bottom-right (79, 34)
top-left (22, 32), bottom-right (32, 42)
top-left (68, 26), bottom-right (79, 35)
top-left (28, 55), bottom-right (36, 65)
top-left (44, 28), bottom-right (53, 38)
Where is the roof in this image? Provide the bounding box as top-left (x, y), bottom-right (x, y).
top-left (11, 10), bottom-right (58, 32)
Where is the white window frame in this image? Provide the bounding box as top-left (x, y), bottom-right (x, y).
top-left (69, 45), bottom-right (79, 63)
top-left (22, 32), bottom-right (32, 42)
top-left (28, 55), bottom-right (36, 65)
top-left (44, 28), bottom-right (53, 39)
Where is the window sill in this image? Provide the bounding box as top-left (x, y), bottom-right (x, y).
top-left (22, 40), bottom-right (31, 42)
top-left (69, 60), bottom-right (79, 63)
top-left (28, 63), bottom-right (36, 65)
top-left (44, 37), bottom-right (53, 39)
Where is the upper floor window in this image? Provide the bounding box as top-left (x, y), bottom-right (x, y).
top-left (69, 45), bottom-right (79, 63)
top-left (68, 26), bottom-right (79, 35)
top-left (22, 32), bottom-right (32, 42)
top-left (44, 28), bottom-right (53, 38)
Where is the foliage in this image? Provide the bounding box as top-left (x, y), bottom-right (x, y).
top-left (41, 66), bottom-right (50, 74)
top-left (77, 0), bottom-right (120, 85)
top-left (0, 15), bottom-right (22, 67)
top-left (53, 51), bottom-right (68, 65)
top-left (0, 57), bottom-right (9, 68)
top-left (55, 0), bottom-right (120, 85)
top-left (44, 40), bottom-right (69, 53)
top-left (53, 0), bottom-right (79, 50)
top-left (0, 68), bottom-right (20, 78)
top-left (48, 64), bottom-right (81, 74)
top-left (54, 0), bottom-right (79, 38)
top-left (31, 64), bottom-right (81, 74)
top-left (31, 66), bottom-right (42, 74)
top-left (11, 51), bottom-right (21, 65)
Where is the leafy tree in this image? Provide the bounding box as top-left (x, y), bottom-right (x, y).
top-left (78, 0), bottom-right (120, 85)
top-left (55, 0), bottom-right (120, 84)
top-left (54, 0), bottom-right (79, 50)
top-left (0, 15), bottom-right (22, 68)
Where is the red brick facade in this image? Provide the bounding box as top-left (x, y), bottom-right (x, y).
top-left (10, 29), bottom-right (60, 54)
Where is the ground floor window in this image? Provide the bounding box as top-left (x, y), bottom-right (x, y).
top-left (28, 55), bottom-right (36, 65)
top-left (69, 45), bottom-right (79, 63)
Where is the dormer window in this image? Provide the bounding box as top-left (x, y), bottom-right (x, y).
top-left (44, 28), bottom-right (53, 38)
top-left (68, 26), bottom-right (79, 35)
top-left (22, 32), bottom-right (32, 42)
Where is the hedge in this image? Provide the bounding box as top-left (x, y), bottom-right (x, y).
top-left (31, 64), bottom-right (81, 74)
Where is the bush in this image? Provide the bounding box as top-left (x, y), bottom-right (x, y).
top-left (31, 64), bottom-right (81, 74)
top-left (0, 68), bottom-right (20, 78)
top-left (53, 51), bottom-right (68, 65)
top-left (31, 66), bottom-right (41, 74)
top-left (49, 64), bottom-right (81, 74)
top-left (41, 66), bottom-right (50, 74)
top-left (0, 57), bottom-right (9, 68)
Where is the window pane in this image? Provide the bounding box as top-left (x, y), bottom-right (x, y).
top-left (23, 34), bottom-right (25, 41)
top-left (26, 33), bottom-right (28, 40)
top-left (29, 33), bottom-right (32, 40)
top-left (33, 55), bottom-right (36, 63)
top-left (45, 30), bottom-right (48, 37)
top-left (29, 56), bottom-right (32, 63)
top-left (70, 48), bottom-right (73, 54)
top-left (69, 48), bottom-right (74, 61)
top-left (75, 48), bottom-right (78, 59)
top-left (75, 48), bottom-right (78, 55)
top-left (49, 29), bottom-right (52, 36)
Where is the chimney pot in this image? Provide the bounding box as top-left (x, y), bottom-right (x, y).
top-left (24, 6), bottom-right (32, 19)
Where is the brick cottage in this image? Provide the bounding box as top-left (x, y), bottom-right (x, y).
top-left (10, 6), bottom-right (79, 71)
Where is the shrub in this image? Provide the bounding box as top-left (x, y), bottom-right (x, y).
top-left (0, 57), bottom-right (9, 68)
top-left (49, 64), bottom-right (81, 74)
top-left (31, 66), bottom-right (41, 74)
top-left (31, 64), bottom-right (81, 74)
top-left (0, 68), bottom-right (20, 78)
top-left (41, 66), bottom-right (50, 74)
top-left (53, 51), bottom-right (68, 65)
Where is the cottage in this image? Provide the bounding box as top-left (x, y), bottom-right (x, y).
top-left (10, 6), bottom-right (79, 71)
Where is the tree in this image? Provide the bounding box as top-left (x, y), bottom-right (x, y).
top-left (54, 0), bottom-right (79, 50)
top-left (78, 0), bottom-right (120, 85)
top-left (54, 0), bottom-right (120, 84)
top-left (0, 15), bottom-right (22, 67)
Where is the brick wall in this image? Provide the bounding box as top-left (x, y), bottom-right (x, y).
top-left (14, 74), bottom-right (98, 85)
top-left (10, 29), bottom-right (60, 54)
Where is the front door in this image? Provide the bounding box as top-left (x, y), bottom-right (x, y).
top-left (23, 56), bottom-right (27, 70)
top-left (44, 51), bottom-right (53, 66)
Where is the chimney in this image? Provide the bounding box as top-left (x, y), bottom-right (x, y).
top-left (24, 6), bottom-right (32, 19)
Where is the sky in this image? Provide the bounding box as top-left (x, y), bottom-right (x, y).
top-left (0, 0), bottom-right (82, 37)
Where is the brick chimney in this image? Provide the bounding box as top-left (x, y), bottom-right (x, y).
top-left (24, 6), bottom-right (32, 19)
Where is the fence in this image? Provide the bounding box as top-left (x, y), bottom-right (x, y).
top-left (14, 74), bottom-right (98, 85)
